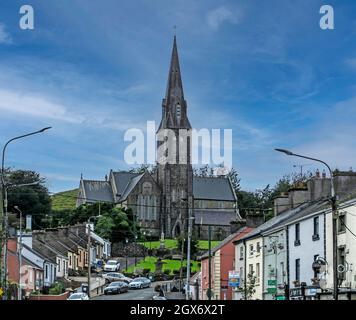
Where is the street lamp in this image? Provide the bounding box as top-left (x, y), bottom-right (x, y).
top-left (125, 238), bottom-right (129, 271)
top-left (13, 206), bottom-right (22, 301)
top-left (275, 148), bottom-right (338, 300)
top-left (87, 215), bottom-right (100, 299)
top-left (1, 127), bottom-right (51, 299)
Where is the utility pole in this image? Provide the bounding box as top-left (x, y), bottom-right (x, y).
top-left (186, 207), bottom-right (192, 300)
top-left (87, 222), bottom-right (91, 299)
top-left (208, 225), bottom-right (212, 301)
top-left (14, 206), bottom-right (22, 300)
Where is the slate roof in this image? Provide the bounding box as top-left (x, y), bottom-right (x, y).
top-left (112, 172), bottom-right (141, 198)
top-left (82, 180), bottom-right (114, 203)
top-left (119, 173), bottom-right (145, 201)
top-left (201, 227), bottom-right (253, 259)
top-left (79, 172), bottom-right (238, 205)
top-left (263, 199), bottom-right (330, 235)
top-left (194, 209), bottom-right (238, 226)
top-left (193, 176), bottom-right (236, 201)
top-left (234, 201), bottom-right (315, 243)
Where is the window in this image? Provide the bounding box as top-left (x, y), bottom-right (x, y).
top-left (45, 265), bottom-right (48, 279)
top-left (249, 244), bottom-right (254, 256)
top-left (294, 223), bottom-right (301, 246)
top-left (248, 264), bottom-right (253, 276)
top-left (338, 214), bottom-right (346, 233)
top-left (69, 256), bottom-right (72, 266)
top-left (313, 216), bottom-right (320, 240)
top-left (256, 263), bottom-right (260, 283)
top-left (256, 242), bottom-right (261, 254)
top-left (295, 259), bottom-right (300, 282)
top-left (57, 259), bottom-right (61, 272)
top-left (239, 246), bottom-right (244, 260)
top-left (280, 262), bottom-right (285, 280)
top-left (240, 267), bottom-right (244, 283)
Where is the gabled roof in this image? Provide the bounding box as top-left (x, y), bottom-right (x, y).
top-left (194, 209), bottom-right (238, 226)
top-left (82, 180), bottom-right (114, 203)
top-left (193, 176), bottom-right (236, 201)
top-left (119, 173), bottom-right (145, 201)
top-left (33, 238), bottom-right (67, 260)
top-left (22, 244), bottom-right (55, 265)
top-left (201, 227), bottom-right (253, 259)
top-left (112, 171), bottom-right (141, 199)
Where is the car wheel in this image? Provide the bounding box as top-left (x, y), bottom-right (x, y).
top-left (140, 284), bottom-right (143, 289)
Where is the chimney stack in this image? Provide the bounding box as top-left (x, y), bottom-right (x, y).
top-left (315, 169), bottom-right (320, 178)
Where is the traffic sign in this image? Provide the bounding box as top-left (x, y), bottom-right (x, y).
top-left (268, 280), bottom-right (277, 286)
top-left (267, 287), bottom-right (277, 294)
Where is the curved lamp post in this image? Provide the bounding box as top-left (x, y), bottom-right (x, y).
top-left (275, 148), bottom-right (338, 300)
top-left (1, 127), bottom-right (51, 299)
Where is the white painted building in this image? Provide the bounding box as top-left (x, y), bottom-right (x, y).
top-left (325, 198), bottom-right (356, 292)
top-left (285, 200), bottom-right (329, 297)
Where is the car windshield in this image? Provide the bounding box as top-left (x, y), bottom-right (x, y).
top-left (69, 294), bottom-right (84, 299)
top-left (107, 261), bottom-right (117, 265)
top-left (109, 282), bottom-right (122, 287)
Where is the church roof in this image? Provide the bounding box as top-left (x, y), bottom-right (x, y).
top-left (112, 172), bottom-right (141, 198)
top-left (193, 176), bottom-right (236, 201)
top-left (165, 35), bottom-right (184, 104)
top-left (194, 209), bottom-right (238, 226)
top-left (118, 173), bottom-right (145, 201)
top-left (82, 180), bottom-right (114, 203)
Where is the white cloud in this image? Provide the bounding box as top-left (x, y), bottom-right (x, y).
top-left (0, 24), bottom-right (12, 44)
top-left (0, 89), bottom-right (84, 123)
top-left (206, 6), bottom-right (241, 30)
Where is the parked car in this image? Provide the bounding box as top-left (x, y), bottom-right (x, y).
top-left (104, 281), bottom-right (129, 295)
top-left (67, 293), bottom-right (89, 300)
top-left (102, 272), bottom-right (132, 284)
top-left (129, 277), bottom-right (151, 289)
top-left (103, 260), bottom-right (120, 272)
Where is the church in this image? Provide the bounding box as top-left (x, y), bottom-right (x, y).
top-left (76, 36), bottom-right (241, 240)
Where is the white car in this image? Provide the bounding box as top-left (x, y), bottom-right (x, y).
top-left (67, 293), bottom-right (89, 300)
top-left (103, 260), bottom-right (120, 272)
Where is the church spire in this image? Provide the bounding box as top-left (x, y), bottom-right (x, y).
top-left (165, 35), bottom-right (184, 104)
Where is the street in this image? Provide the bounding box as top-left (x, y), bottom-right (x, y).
top-left (92, 286), bottom-right (156, 300)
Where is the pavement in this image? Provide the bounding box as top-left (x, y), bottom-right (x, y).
top-left (92, 286), bottom-right (156, 300)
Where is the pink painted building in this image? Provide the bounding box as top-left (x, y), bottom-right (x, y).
top-left (200, 227), bottom-right (253, 300)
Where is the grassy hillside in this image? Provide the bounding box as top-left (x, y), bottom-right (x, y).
top-left (51, 189), bottom-right (79, 211)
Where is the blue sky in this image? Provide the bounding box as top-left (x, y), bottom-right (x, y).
top-left (0, 0), bottom-right (355, 193)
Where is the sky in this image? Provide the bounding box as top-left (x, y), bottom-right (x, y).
top-left (0, 0), bottom-right (355, 194)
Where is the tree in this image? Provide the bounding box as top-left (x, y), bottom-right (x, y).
top-left (95, 214), bottom-right (115, 239)
top-left (238, 271), bottom-right (257, 300)
top-left (5, 169), bottom-right (51, 229)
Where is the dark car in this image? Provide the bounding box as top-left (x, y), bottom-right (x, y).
top-left (104, 281), bottom-right (129, 295)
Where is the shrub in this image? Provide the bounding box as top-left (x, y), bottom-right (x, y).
top-left (163, 269), bottom-right (171, 275)
top-left (48, 282), bottom-right (65, 295)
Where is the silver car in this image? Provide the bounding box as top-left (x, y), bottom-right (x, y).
top-left (129, 277), bottom-right (151, 289)
top-left (102, 272), bottom-right (132, 284)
